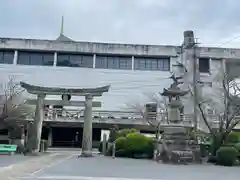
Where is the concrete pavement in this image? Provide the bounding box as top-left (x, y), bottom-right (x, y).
top-left (15, 154), bottom-right (240, 180)
top-left (0, 154), bottom-right (32, 168)
top-left (0, 152), bottom-right (75, 179)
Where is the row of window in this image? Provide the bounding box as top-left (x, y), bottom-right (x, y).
top-left (4, 49), bottom-right (218, 72)
top-left (0, 50), bottom-right (14, 64)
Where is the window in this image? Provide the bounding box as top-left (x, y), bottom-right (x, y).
top-left (0, 50), bottom-right (14, 64)
top-left (17, 51), bottom-right (54, 66)
top-left (134, 57), bottom-right (170, 71)
top-left (95, 55), bottom-right (132, 70)
top-left (57, 53), bottom-right (93, 68)
top-left (199, 58), bottom-right (210, 73)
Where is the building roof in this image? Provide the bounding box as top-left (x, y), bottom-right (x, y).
top-left (56, 34), bottom-right (74, 42)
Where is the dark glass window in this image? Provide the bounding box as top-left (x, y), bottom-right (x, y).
top-left (134, 57), bottom-right (170, 71)
top-left (95, 55), bottom-right (132, 70)
top-left (57, 53), bottom-right (93, 68)
top-left (199, 58), bottom-right (210, 73)
top-left (0, 50), bottom-right (14, 64)
top-left (17, 51), bottom-right (54, 66)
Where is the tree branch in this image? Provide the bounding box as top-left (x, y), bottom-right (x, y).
top-left (198, 103), bottom-right (214, 134)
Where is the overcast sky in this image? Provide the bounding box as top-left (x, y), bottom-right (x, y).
top-left (1, 0), bottom-right (240, 48)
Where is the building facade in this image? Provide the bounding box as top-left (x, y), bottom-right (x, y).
top-left (1, 31), bottom-right (240, 147)
top-left (0, 33), bottom-right (225, 111)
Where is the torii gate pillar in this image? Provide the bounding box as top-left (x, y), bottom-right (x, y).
top-left (33, 94), bottom-right (46, 153)
top-left (81, 94), bottom-right (93, 157)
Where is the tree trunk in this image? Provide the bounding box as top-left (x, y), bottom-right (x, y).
top-left (211, 133), bottom-right (224, 156)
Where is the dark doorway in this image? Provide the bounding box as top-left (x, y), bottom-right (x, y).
top-left (51, 127), bottom-right (102, 148)
top-left (52, 127), bottom-right (83, 147)
top-left (93, 128), bottom-right (101, 141)
top-left (41, 126), bottom-right (49, 140)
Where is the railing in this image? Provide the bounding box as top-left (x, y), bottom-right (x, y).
top-left (45, 108), bottom-right (142, 119)
top-left (23, 108), bottom-right (240, 130)
top-left (41, 108), bottom-right (147, 125)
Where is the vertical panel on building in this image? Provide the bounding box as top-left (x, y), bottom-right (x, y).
top-left (56, 53), bottom-right (93, 68)
top-left (134, 56), bottom-right (170, 71)
top-left (0, 50), bottom-right (14, 64)
top-left (17, 51), bottom-right (54, 66)
top-left (95, 55), bottom-right (132, 70)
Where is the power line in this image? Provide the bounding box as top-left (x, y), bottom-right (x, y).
top-left (217, 34), bottom-right (240, 47)
top-left (200, 34), bottom-right (240, 48)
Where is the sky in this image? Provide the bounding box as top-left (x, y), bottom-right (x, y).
top-left (1, 0), bottom-right (240, 48)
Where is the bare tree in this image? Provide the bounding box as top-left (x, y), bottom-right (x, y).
top-left (125, 92), bottom-right (168, 160)
top-left (0, 76), bottom-right (34, 129)
top-left (189, 69), bottom-right (240, 155)
top-left (125, 92), bottom-right (168, 139)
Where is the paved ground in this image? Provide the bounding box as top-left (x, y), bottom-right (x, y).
top-left (0, 154), bottom-right (32, 168)
top-left (13, 153), bottom-right (239, 180)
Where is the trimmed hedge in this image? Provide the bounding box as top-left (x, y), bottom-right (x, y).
top-left (116, 137), bottom-right (127, 150)
top-left (109, 132), bottom-right (154, 159)
top-left (124, 133), bottom-right (149, 152)
top-left (234, 143), bottom-right (240, 152)
top-left (216, 146), bottom-right (238, 166)
top-left (100, 129), bottom-right (154, 159)
top-left (116, 129), bottom-right (137, 138)
top-left (226, 132), bottom-right (240, 144)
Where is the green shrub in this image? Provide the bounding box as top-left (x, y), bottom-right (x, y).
top-left (107, 132), bottom-right (154, 159)
top-left (116, 129), bottom-right (137, 138)
top-left (226, 132), bottom-right (240, 143)
top-left (216, 146), bottom-right (238, 166)
top-left (234, 143), bottom-right (240, 152)
top-left (125, 133), bottom-right (154, 158)
top-left (125, 133), bottom-right (148, 152)
top-left (115, 137), bottom-right (127, 150)
top-left (115, 149), bottom-right (130, 157)
top-left (143, 137), bottom-right (154, 159)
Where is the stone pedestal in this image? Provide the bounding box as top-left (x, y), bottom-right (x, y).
top-left (161, 124), bottom-right (201, 163)
top-left (80, 94), bottom-right (93, 157)
top-left (160, 99), bottom-right (201, 163)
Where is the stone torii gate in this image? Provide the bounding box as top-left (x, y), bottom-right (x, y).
top-left (20, 82), bottom-right (110, 157)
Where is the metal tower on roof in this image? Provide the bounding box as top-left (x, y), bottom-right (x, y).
top-left (60, 16), bottom-right (64, 35)
top-left (56, 16), bottom-right (73, 42)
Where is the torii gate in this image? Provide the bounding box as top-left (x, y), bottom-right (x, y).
top-left (20, 82), bottom-right (110, 157)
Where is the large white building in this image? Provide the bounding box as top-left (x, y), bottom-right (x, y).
top-left (1, 30), bottom-right (240, 146)
top-left (0, 33), bottom-right (175, 111)
top-left (0, 31), bottom-right (226, 111)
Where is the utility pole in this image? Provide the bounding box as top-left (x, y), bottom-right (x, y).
top-left (193, 43), bottom-right (198, 131)
top-left (183, 31), bottom-right (199, 132)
